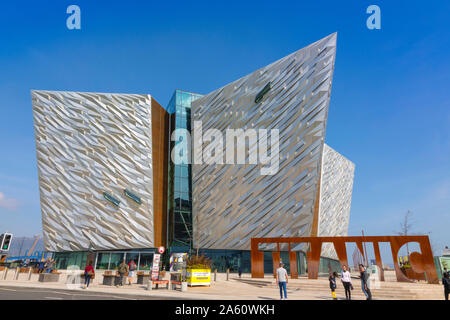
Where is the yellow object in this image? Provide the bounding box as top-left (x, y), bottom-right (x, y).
top-left (332, 291), bottom-right (336, 299)
top-left (185, 268), bottom-right (211, 286)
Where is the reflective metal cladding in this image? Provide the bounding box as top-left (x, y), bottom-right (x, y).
top-left (31, 33), bottom-right (355, 254)
top-left (191, 33), bottom-right (340, 250)
top-left (317, 144), bottom-right (355, 259)
top-left (31, 91), bottom-right (168, 252)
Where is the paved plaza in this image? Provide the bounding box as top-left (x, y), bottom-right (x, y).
top-left (0, 271), bottom-right (444, 300)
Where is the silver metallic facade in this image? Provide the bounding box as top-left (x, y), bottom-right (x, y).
top-left (192, 33), bottom-right (338, 250)
top-left (318, 144), bottom-right (355, 259)
top-left (32, 91), bottom-right (156, 252)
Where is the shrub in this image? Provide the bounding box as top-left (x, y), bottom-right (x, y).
top-left (186, 255), bottom-right (212, 269)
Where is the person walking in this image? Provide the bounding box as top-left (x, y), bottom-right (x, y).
top-left (359, 264), bottom-right (372, 300)
top-left (117, 259), bottom-right (128, 287)
top-left (128, 259), bottom-right (137, 285)
top-left (276, 262), bottom-right (288, 300)
top-left (83, 262), bottom-right (94, 289)
top-left (329, 271), bottom-right (338, 300)
top-left (341, 265), bottom-right (353, 300)
top-left (238, 266), bottom-right (242, 278)
top-left (442, 271), bottom-right (450, 301)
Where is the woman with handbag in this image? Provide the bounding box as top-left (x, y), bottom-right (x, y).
top-left (340, 265), bottom-right (353, 300)
top-left (84, 262), bottom-right (95, 289)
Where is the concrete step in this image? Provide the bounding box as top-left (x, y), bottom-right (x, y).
top-left (234, 278), bottom-right (443, 300)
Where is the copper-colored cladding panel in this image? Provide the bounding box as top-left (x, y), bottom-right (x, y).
top-left (373, 241), bottom-right (385, 281)
top-left (272, 242), bottom-right (281, 277)
top-left (288, 243), bottom-right (298, 279)
top-left (272, 251), bottom-right (280, 278)
top-left (251, 240), bottom-right (264, 278)
top-left (251, 236), bottom-right (439, 284)
top-left (151, 98), bottom-right (169, 248)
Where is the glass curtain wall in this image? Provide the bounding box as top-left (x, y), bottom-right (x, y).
top-left (198, 249), bottom-right (252, 273)
top-left (53, 251), bottom-right (155, 270)
top-left (167, 90), bottom-right (203, 252)
top-left (53, 252), bottom-right (88, 270)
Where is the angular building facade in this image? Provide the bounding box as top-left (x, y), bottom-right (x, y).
top-left (317, 144), bottom-right (355, 259)
top-left (32, 91), bottom-right (168, 252)
top-left (191, 33), bottom-right (338, 251)
top-left (31, 33), bottom-right (355, 273)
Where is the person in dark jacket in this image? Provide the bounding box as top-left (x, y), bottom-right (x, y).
top-left (443, 272), bottom-right (450, 301)
top-left (329, 272), bottom-right (338, 300)
top-left (117, 259), bottom-right (128, 287)
top-left (38, 261), bottom-right (45, 273)
top-left (359, 264), bottom-right (372, 300)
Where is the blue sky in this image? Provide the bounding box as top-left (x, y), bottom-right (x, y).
top-left (0, 1), bottom-right (449, 256)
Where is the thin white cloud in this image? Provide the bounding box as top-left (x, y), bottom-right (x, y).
top-left (0, 192), bottom-right (21, 211)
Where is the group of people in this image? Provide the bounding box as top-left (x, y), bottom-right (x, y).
top-left (116, 259), bottom-right (137, 287)
top-left (37, 258), bottom-right (55, 274)
top-left (82, 258), bottom-right (137, 289)
top-left (275, 262), bottom-right (372, 300)
top-left (79, 258), bottom-right (450, 300)
top-left (329, 264), bottom-right (372, 300)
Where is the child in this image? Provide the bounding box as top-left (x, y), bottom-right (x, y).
top-left (329, 271), bottom-right (338, 300)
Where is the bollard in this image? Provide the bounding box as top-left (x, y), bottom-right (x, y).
top-left (147, 280), bottom-right (152, 291)
top-left (181, 281), bottom-right (187, 292)
top-left (14, 268), bottom-right (20, 280)
top-left (3, 268), bottom-right (8, 280)
top-left (214, 269), bottom-right (217, 282)
top-left (226, 268), bottom-right (229, 281)
top-left (28, 269), bottom-right (33, 281)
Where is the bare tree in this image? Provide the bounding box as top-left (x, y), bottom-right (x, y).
top-left (395, 210), bottom-right (414, 255)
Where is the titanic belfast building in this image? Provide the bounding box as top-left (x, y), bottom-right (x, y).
top-left (31, 33), bottom-right (355, 273)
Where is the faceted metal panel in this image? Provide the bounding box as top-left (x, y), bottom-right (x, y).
top-left (192, 33), bottom-right (337, 250)
top-left (31, 91), bottom-right (156, 252)
top-left (318, 144), bottom-right (355, 259)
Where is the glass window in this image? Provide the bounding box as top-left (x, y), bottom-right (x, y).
top-left (186, 116), bottom-right (191, 130)
top-left (139, 253), bottom-right (154, 271)
top-left (175, 165), bottom-right (181, 178)
top-left (180, 192), bottom-right (190, 202)
top-left (65, 252), bottom-right (88, 269)
top-left (280, 251), bottom-right (290, 274)
top-left (174, 191), bottom-right (181, 206)
top-left (180, 166), bottom-right (189, 178)
top-left (176, 105), bottom-right (183, 116)
top-left (96, 252), bottom-right (110, 270)
top-left (174, 176), bottom-right (181, 192)
top-left (125, 252), bottom-right (139, 269)
top-left (182, 92), bottom-right (191, 107)
top-left (172, 132), bottom-right (189, 164)
top-left (180, 199), bottom-right (192, 212)
top-left (180, 178), bottom-right (189, 193)
top-left (109, 253), bottom-right (125, 270)
top-left (53, 252), bottom-right (69, 270)
top-left (178, 117), bottom-right (187, 129)
top-left (176, 92), bottom-right (182, 106)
